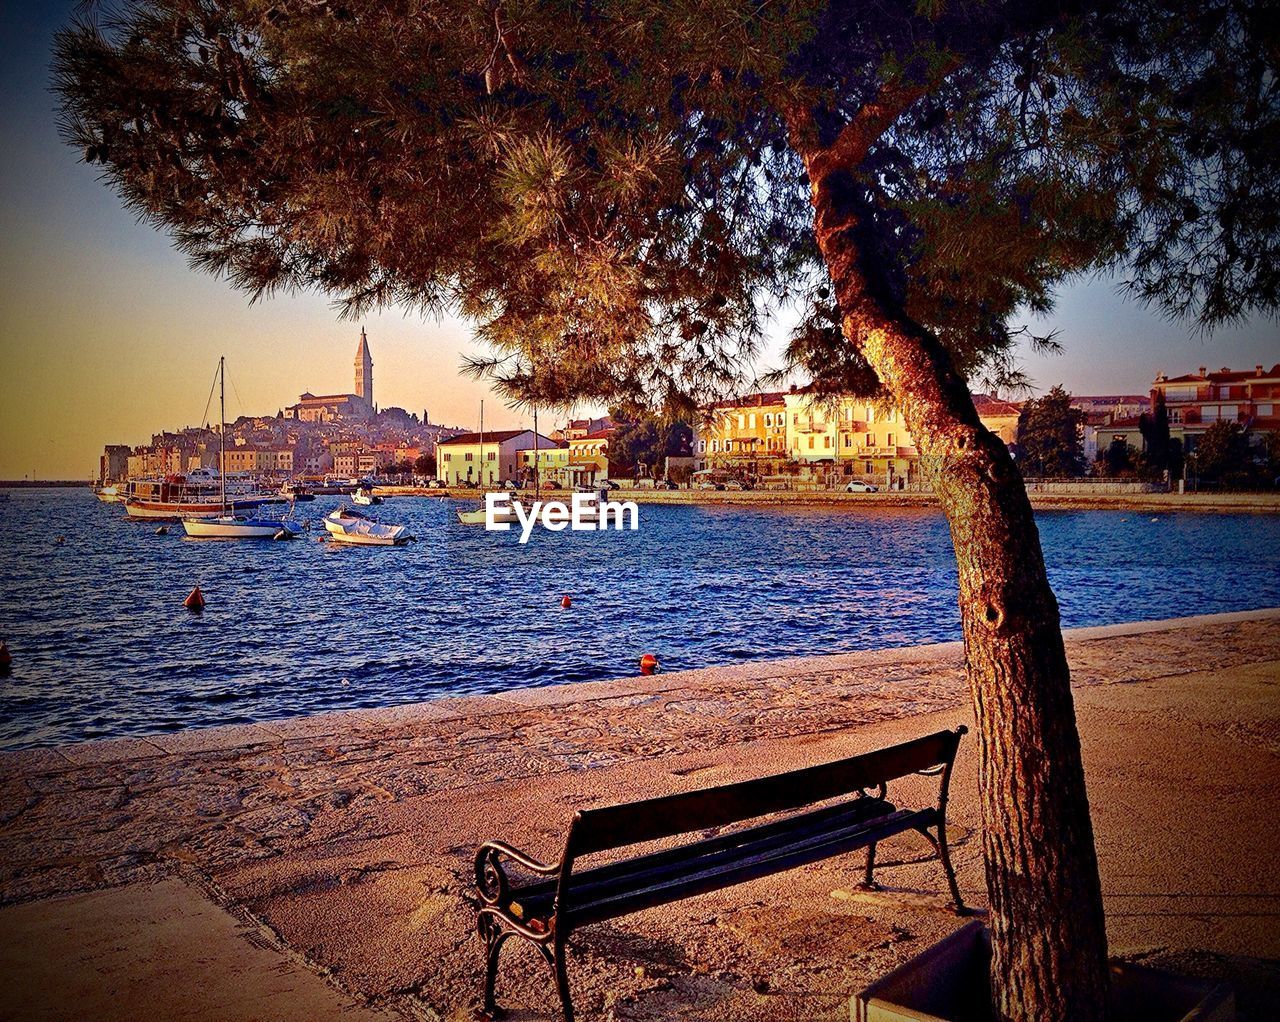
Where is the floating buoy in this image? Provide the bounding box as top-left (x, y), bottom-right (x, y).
top-left (155, 525), bottom-right (169, 535)
top-left (639, 652), bottom-right (659, 676)
top-left (561, 595), bottom-right (572, 609)
top-left (0, 642), bottom-right (11, 672)
top-left (184, 586), bottom-right (205, 612)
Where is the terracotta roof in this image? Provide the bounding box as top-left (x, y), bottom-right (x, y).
top-left (438, 429), bottom-right (536, 445)
top-left (708, 391), bottom-right (789, 410)
top-left (971, 394), bottom-right (1023, 416)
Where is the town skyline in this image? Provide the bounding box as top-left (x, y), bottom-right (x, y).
top-left (1, 2), bottom-right (1278, 479)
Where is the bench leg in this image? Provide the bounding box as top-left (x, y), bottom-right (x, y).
top-left (477, 912), bottom-right (513, 1019)
top-left (551, 935), bottom-right (575, 1022)
top-left (860, 840), bottom-right (880, 890)
top-left (935, 820), bottom-right (969, 915)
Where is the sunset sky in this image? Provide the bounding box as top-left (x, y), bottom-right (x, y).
top-left (1, 3), bottom-right (1276, 480)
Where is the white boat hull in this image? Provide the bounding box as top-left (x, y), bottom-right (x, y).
top-left (182, 516), bottom-right (301, 539)
top-left (323, 507), bottom-right (410, 546)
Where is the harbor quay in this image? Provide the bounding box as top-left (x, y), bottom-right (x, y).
top-left (1, 610), bottom-right (1277, 1021)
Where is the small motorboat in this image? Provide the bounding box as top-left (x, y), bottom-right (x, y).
top-left (324, 505), bottom-right (412, 546)
top-left (352, 485), bottom-right (381, 506)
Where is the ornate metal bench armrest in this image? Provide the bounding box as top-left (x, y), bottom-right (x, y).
top-left (474, 841), bottom-right (561, 905)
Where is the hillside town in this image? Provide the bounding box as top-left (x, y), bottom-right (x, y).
top-left (98, 334), bottom-right (1280, 492)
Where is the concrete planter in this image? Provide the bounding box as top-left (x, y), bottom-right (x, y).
top-left (853, 921), bottom-right (1234, 1022)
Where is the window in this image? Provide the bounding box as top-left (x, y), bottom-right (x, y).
top-left (763, 413), bottom-right (772, 427)
top-left (866, 433), bottom-right (875, 447)
top-left (1258, 403), bottom-right (1273, 417)
top-left (866, 406), bottom-right (875, 423)
top-left (726, 440), bottom-right (734, 452)
top-left (793, 413), bottom-right (799, 426)
top-left (737, 414), bottom-right (745, 428)
top-left (749, 413), bottom-right (757, 429)
top-left (844, 435), bottom-right (852, 448)
top-left (698, 440), bottom-right (706, 452)
top-left (823, 436), bottom-right (831, 448)
top-left (808, 436), bottom-right (815, 449)
top-left (465, 452), bottom-right (474, 461)
top-left (711, 440), bottom-right (719, 452)
top-left (887, 433), bottom-right (896, 446)
top-left (864, 461), bottom-right (873, 473)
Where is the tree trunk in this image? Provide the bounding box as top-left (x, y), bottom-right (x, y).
top-left (807, 168), bottom-right (1110, 1021)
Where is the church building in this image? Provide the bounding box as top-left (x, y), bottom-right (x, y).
top-left (284, 328), bottom-right (376, 422)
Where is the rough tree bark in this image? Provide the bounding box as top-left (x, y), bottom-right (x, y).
top-left (787, 123), bottom-right (1111, 1020)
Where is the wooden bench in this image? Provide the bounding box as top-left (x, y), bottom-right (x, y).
top-left (473, 726), bottom-right (968, 1021)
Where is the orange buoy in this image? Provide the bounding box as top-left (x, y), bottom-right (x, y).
top-left (0, 642), bottom-right (11, 672)
top-left (184, 586), bottom-right (206, 612)
top-left (561, 595), bottom-right (572, 609)
top-left (639, 652), bottom-right (659, 676)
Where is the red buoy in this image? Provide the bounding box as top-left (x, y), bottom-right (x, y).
top-left (561, 595), bottom-right (572, 609)
top-left (639, 652), bottom-right (659, 676)
top-left (184, 586), bottom-right (206, 612)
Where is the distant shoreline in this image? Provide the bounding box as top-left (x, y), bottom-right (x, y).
top-left (0, 480), bottom-right (91, 488)
top-left (378, 484), bottom-right (1280, 514)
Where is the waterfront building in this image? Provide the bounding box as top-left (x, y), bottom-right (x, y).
top-left (437, 429), bottom-right (557, 486)
top-left (696, 392), bottom-right (789, 476)
top-left (517, 444), bottom-right (573, 487)
top-left (284, 328), bottom-right (375, 421)
top-left (99, 444), bottom-right (130, 483)
top-left (566, 429), bottom-right (615, 483)
top-left (1150, 364), bottom-right (1280, 452)
top-left (971, 395), bottom-right (1023, 446)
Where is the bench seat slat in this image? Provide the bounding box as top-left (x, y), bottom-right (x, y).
top-left (509, 803), bottom-right (932, 926)
top-left (561, 808), bottom-right (927, 926)
top-left (510, 795), bottom-right (899, 909)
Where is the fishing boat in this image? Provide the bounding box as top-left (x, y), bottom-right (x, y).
top-left (352, 485), bottom-right (381, 506)
top-left (323, 505), bottom-right (412, 546)
top-left (122, 477), bottom-right (273, 520)
top-left (180, 357), bottom-right (304, 540)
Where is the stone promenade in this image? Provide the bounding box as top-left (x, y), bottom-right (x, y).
top-left (1, 609), bottom-right (1278, 1020)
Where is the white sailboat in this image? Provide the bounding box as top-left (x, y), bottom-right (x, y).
top-left (323, 505), bottom-right (412, 546)
top-left (181, 357), bottom-right (303, 540)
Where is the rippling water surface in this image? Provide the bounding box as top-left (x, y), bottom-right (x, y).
top-left (2, 488), bottom-right (1277, 748)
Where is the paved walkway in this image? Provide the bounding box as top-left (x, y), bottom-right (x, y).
top-left (1, 609), bottom-right (1277, 1020)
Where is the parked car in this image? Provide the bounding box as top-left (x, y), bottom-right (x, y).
top-left (722, 479), bottom-right (753, 491)
top-left (845, 480), bottom-right (879, 493)
top-left (692, 479), bottom-right (725, 490)
top-left (426, 479), bottom-right (446, 489)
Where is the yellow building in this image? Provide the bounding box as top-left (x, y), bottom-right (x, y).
top-left (695, 392), bottom-right (789, 475)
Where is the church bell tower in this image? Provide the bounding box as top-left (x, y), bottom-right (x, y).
top-left (354, 327), bottom-right (373, 411)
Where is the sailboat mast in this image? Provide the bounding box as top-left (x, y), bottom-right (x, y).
top-left (219, 356), bottom-right (226, 514)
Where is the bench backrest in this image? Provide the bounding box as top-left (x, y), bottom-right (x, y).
top-left (564, 727), bottom-right (966, 858)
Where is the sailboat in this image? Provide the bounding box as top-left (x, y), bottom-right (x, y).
top-left (181, 357), bottom-right (303, 540)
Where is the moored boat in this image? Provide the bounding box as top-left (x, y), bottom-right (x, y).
top-left (182, 513), bottom-right (303, 539)
top-left (352, 485), bottom-right (381, 506)
top-left (324, 505), bottom-right (412, 545)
